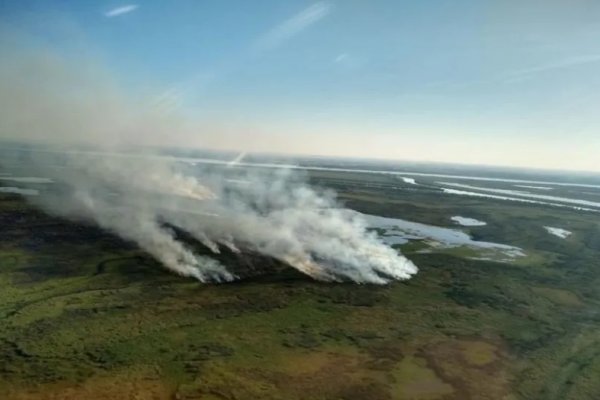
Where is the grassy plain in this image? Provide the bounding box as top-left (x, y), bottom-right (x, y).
top-left (1, 168), bottom-right (600, 399)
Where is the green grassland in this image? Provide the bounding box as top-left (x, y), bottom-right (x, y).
top-left (1, 169), bottom-right (600, 399)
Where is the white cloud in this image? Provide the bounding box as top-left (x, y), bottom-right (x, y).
top-left (254, 2), bottom-right (332, 51)
top-left (507, 54), bottom-right (600, 80)
top-left (334, 53), bottom-right (348, 63)
top-left (148, 3), bottom-right (331, 114)
top-left (104, 4), bottom-right (139, 18)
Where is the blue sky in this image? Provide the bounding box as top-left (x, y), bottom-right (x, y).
top-left (1, 0), bottom-right (600, 171)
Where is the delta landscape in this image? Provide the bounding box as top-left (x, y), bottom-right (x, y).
top-left (1, 150), bottom-right (600, 400)
top-left (2, 1), bottom-right (600, 399)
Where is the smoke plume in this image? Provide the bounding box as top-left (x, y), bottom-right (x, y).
top-left (0, 41), bottom-right (418, 284)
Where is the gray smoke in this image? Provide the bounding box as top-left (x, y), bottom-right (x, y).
top-left (0, 40), bottom-right (418, 284)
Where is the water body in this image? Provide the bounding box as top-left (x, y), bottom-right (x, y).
top-left (362, 213), bottom-right (524, 260)
top-left (440, 188), bottom-right (599, 213)
top-left (514, 185), bottom-right (553, 191)
top-left (181, 157), bottom-right (600, 189)
top-left (451, 216), bottom-right (487, 226)
top-left (0, 186), bottom-right (39, 196)
top-left (544, 227), bottom-right (572, 239)
top-left (439, 182), bottom-right (600, 209)
top-left (0, 177), bottom-right (53, 184)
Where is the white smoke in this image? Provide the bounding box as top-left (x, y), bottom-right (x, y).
top-left (0, 39), bottom-right (418, 284)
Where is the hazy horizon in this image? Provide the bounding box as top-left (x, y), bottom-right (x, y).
top-left (1, 1), bottom-right (599, 172)
top-left (3, 139), bottom-right (600, 180)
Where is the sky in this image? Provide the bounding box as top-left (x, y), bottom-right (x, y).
top-left (1, 0), bottom-right (600, 172)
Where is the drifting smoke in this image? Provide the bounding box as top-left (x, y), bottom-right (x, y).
top-left (0, 41), bottom-right (418, 284)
